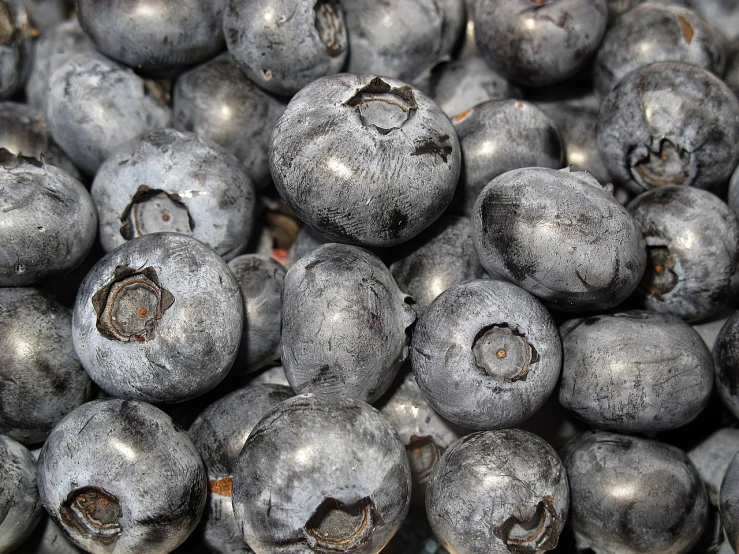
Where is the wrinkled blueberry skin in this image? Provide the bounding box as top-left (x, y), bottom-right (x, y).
top-left (628, 186), bottom-right (739, 322)
top-left (713, 311), bottom-right (739, 420)
top-left (46, 54), bottom-right (172, 176)
top-left (233, 394), bottom-right (411, 554)
top-left (282, 244), bottom-right (416, 403)
top-left (0, 153), bottom-right (97, 287)
top-left (0, 288), bottom-right (94, 445)
top-left (72, 233), bottom-right (244, 403)
top-left (721, 452), bottom-right (739, 552)
top-left (472, 167), bottom-right (646, 312)
top-left (412, 279), bottom-right (562, 430)
top-left (271, 74), bottom-right (460, 247)
top-left (452, 99), bottom-right (564, 215)
top-left (426, 429), bottom-right (569, 554)
top-left (563, 431), bottom-right (708, 554)
top-left (173, 54), bottom-right (286, 189)
top-left (594, 4), bottom-right (726, 97)
top-left (189, 384), bottom-right (293, 554)
top-left (342, 0), bottom-right (465, 84)
top-left (597, 62), bottom-right (739, 195)
top-left (473, 0), bottom-right (608, 87)
top-left (38, 399), bottom-right (207, 554)
top-left (228, 254), bottom-right (286, 375)
top-left (224, 0), bottom-right (347, 96)
top-left (0, 0), bottom-right (32, 99)
top-left (689, 428), bottom-right (739, 506)
top-left (92, 128), bottom-right (256, 260)
top-left (559, 311), bottom-right (713, 433)
top-left (390, 216), bottom-right (483, 316)
top-left (0, 434), bottom-right (42, 553)
top-left (77, 0), bottom-right (226, 74)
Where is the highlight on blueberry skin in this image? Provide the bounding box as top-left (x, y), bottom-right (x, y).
top-left (232, 394), bottom-right (412, 554)
top-left (411, 279), bottom-right (562, 430)
top-left (425, 429), bottom-right (569, 554)
top-left (269, 73), bottom-right (461, 247)
top-left (282, 243), bottom-right (416, 404)
top-left (37, 399), bottom-right (208, 554)
top-left (72, 233), bottom-right (243, 404)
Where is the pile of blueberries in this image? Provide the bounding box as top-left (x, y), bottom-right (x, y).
top-left (4, 0), bottom-right (739, 553)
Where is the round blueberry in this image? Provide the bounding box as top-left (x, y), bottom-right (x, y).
top-left (0, 0), bottom-right (32, 100)
top-left (0, 434), bottom-right (42, 552)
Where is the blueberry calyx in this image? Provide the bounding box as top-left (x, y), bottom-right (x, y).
top-left (119, 185), bottom-right (195, 240)
top-left (640, 245), bottom-right (678, 296)
top-left (305, 497), bottom-right (376, 551)
top-left (472, 324), bottom-right (538, 382)
top-left (631, 139), bottom-right (692, 188)
top-left (59, 486), bottom-right (123, 546)
top-left (345, 78), bottom-right (417, 135)
top-left (314, 0), bottom-right (346, 57)
top-left (493, 495), bottom-right (559, 554)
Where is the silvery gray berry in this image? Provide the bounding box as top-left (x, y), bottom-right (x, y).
top-left (0, 434), bottom-right (42, 553)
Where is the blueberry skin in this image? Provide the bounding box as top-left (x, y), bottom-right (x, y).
top-left (224, 0), bottom-right (347, 97)
top-left (282, 243), bottom-right (416, 404)
top-left (597, 62), bottom-right (739, 195)
top-left (232, 393), bottom-right (412, 554)
top-left (725, 38), bottom-right (739, 98)
top-left (628, 186), bottom-right (739, 322)
top-left (0, 0), bottom-right (32, 100)
top-left (473, 0), bottom-right (608, 87)
top-left (689, 428), bottom-right (739, 506)
top-left (594, 3), bottom-right (726, 97)
top-left (22, 513), bottom-right (84, 554)
top-left (390, 216), bottom-right (484, 316)
top-left (287, 226), bottom-right (330, 266)
top-left (77, 0), bottom-right (226, 74)
top-left (721, 452), bottom-right (739, 551)
top-left (563, 431), bottom-right (708, 554)
top-left (227, 254), bottom-right (286, 375)
top-left (472, 167), bottom-right (646, 312)
top-left (21, 0), bottom-right (70, 34)
top-left (38, 398), bottom-right (207, 554)
top-left (0, 288), bottom-right (94, 445)
top-left (713, 311), bottom-right (739, 420)
top-left (45, 54), bottom-right (172, 176)
top-left (411, 279), bottom-right (562, 430)
top-left (270, 73), bottom-right (460, 247)
top-left (0, 153), bottom-right (97, 286)
top-left (72, 233), bottom-right (244, 403)
top-left (686, 0), bottom-right (739, 41)
top-left (91, 128), bottom-right (256, 260)
top-left (452, 99), bottom-right (564, 215)
top-left (173, 54), bottom-right (286, 189)
top-left (189, 384), bottom-right (293, 554)
top-left (559, 311), bottom-right (713, 433)
top-left (728, 162), bottom-right (739, 220)
top-left (0, 434), bottom-right (42, 553)
top-left (426, 429), bottom-right (569, 554)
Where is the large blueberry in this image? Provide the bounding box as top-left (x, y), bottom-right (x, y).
top-left (0, 0), bottom-right (32, 99)
top-left (232, 394), bottom-right (411, 554)
top-left (72, 233), bottom-right (243, 403)
top-left (270, 74), bottom-right (460, 247)
top-left (38, 399), bottom-right (207, 554)
top-left (0, 434), bottom-right (42, 552)
top-left (282, 243), bottom-right (416, 403)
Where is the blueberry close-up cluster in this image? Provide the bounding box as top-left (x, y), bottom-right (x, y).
top-left (4, 1), bottom-right (739, 553)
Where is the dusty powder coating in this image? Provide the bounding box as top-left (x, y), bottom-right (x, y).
top-left (232, 394), bottom-right (412, 554)
top-left (562, 431), bottom-right (708, 554)
top-left (282, 243), bottom-right (416, 404)
top-left (411, 279), bottom-right (562, 430)
top-left (559, 311), bottom-right (714, 433)
top-left (37, 399), bottom-right (207, 554)
top-left (0, 0), bottom-right (32, 100)
top-left (270, 73), bottom-right (461, 247)
top-left (0, 434), bottom-right (42, 553)
top-left (72, 233), bottom-right (243, 403)
top-left (425, 429), bottom-right (569, 554)
top-left (713, 311), bottom-right (739, 421)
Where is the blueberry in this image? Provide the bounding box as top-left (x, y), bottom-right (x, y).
top-left (713, 311), bottom-right (739, 420)
top-left (411, 279), bottom-right (562, 430)
top-left (21, 513), bottom-right (84, 554)
top-left (0, 0), bottom-right (32, 100)
top-left (173, 53), bottom-right (286, 189)
top-left (426, 429), bottom-right (569, 554)
top-left (559, 311), bottom-right (713, 433)
top-left (594, 3), bottom-right (727, 97)
top-left (728, 162), bottom-right (739, 220)
top-left (227, 254), bottom-right (286, 375)
top-left (224, 0), bottom-right (347, 96)
top-left (689, 428), bottom-right (739, 506)
top-left (232, 393), bottom-right (411, 554)
top-left (473, 0), bottom-right (608, 87)
top-left (72, 233), bottom-right (244, 403)
top-left (627, 186), bottom-right (739, 322)
top-left (189, 384), bottom-right (293, 554)
top-left (451, 99), bottom-right (564, 215)
top-left (0, 151), bottom-right (97, 286)
top-left (562, 431), bottom-right (708, 554)
top-left (21, 0), bottom-right (70, 33)
top-left (597, 61), bottom-right (739, 195)
top-left (45, 54), bottom-right (172, 175)
top-left (282, 243), bottom-right (416, 403)
top-left (77, 0), bottom-right (226, 74)
top-left (725, 38), bottom-right (739, 97)
top-left (472, 167), bottom-right (646, 312)
top-left (0, 434), bottom-right (42, 552)
top-left (91, 128), bottom-right (256, 260)
top-left (270, 74), bottom-right (461, 247)
top-left (38, 398), bottom-right (207, 553)
top-left (721, 452), bottom-right (739, 552)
